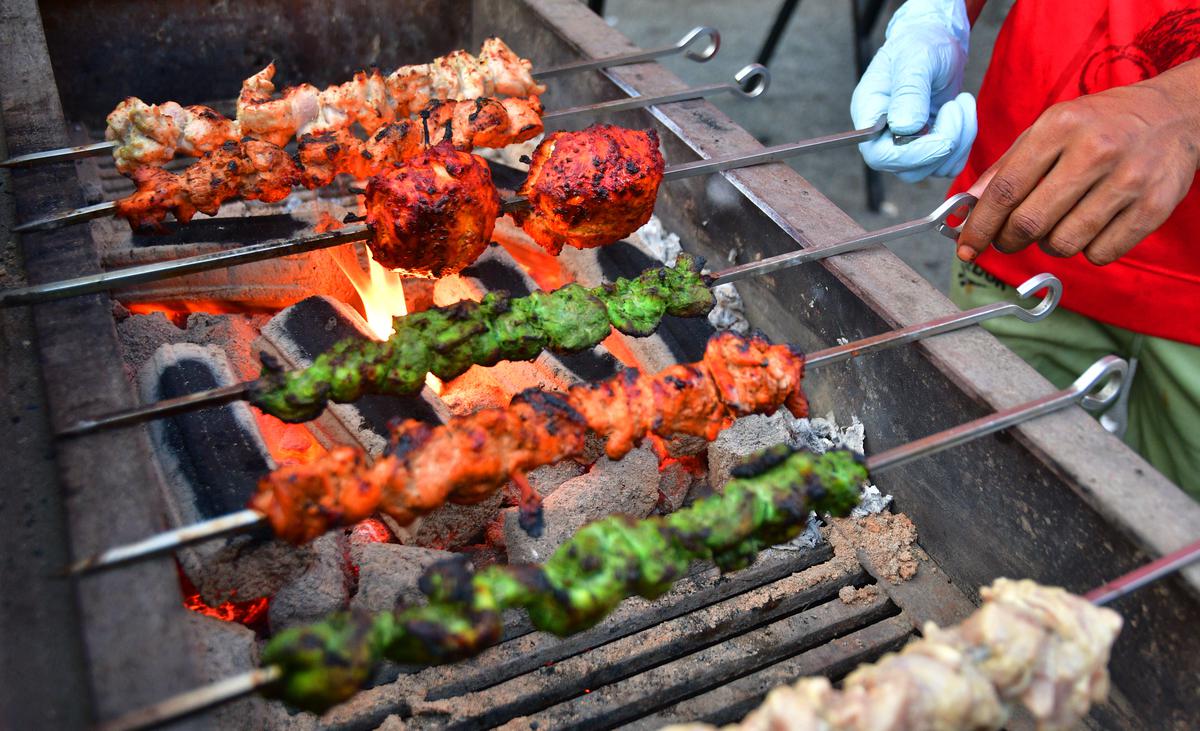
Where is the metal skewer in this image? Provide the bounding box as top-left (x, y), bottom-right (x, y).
top-left (543, 62), bottom-right (768, 121)
top-left (1, 135), bottom-right (956, 310)
top-left (66, 276), bottom-right (1058, 574)
top-left (58, 267), bottom-right (1054, 440)
top-left (11, 67), bottom-right (770, 235)
top-left (532, 26), bottom-right (720, 79)
top-left (91, 355), bottom-right (1153, 731)
top-left (1, 27), bottom-right (722, 170)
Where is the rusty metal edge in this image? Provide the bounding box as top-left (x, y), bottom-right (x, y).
top-left (516, 0), bottom-right (1200, 598)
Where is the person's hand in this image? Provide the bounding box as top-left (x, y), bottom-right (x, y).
top-left (957, 59), bottom-right (1200, 266)
top-left (850, 0), bottom-right (976, 182)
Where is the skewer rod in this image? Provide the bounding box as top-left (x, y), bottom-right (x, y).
top-left (96, 666), bottom-right (282, 731)
top-left (533, 26), bottom-right (720, 79)
top-left (542, 62), bottom-right (768, 122)
top-left (65, 284), bottom-right (1060, 573)
top-left (13, 200), bottom-right (117, 233)
top-left (0, 139), bottom-right (116, 168)
top-left (662, 116), bottom-right (886, 182)
top-left (1087, 538), bottom-right (1200, 606)
top-left (709, 191), bottom-right (972, 286)
top-left (69, 508), bottom-right (266, 576)
top-left (867, 355), bottom-right (1128, 474)
top-left (805, 273), bottom-right (1060, 368)
top-left (0, 226), bottom-right (369, 306)
top-left (58, 381), bottom-right (254, 437)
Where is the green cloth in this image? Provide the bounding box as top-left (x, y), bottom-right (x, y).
top-left (950, 259), bottom-right (1200, 500)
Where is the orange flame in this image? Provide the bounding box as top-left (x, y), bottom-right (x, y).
top-left (336, 247), bottom-right (443, 395)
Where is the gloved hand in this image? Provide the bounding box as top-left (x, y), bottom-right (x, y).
top-left (850, 0), bottom-right (977, 182)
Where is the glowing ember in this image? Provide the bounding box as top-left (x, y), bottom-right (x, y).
top-left (350, 518), bottom-right (393, 545)
top-left (337, 246), bottom-right (442, 394)
top-left (177, 564), bottom-right (269, 632)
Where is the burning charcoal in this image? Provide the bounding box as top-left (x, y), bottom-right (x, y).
top-left (139, 343), bottom-right (274, 520)
top-left (194, 540), bottom-right (315, 606)
top-left (349, 543), bottom-right (454, 614)
top-left (268, 532), bottom-right (352, 632)
top-left (257, 294), bottom-right (447, 456)
top-left (503, 446), bottom-right (659, 563)
top-left (706, 413), bottom-right (792, 492)
top-left (520, 460), bottom-right (588, 498)
top-left (657, 461), bottom-right (701, 513)
top-left (404, 493), bottom-right (504, 552)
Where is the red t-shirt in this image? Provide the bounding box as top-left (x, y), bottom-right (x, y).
top-left (948, 2), bottom-right (1200, 345)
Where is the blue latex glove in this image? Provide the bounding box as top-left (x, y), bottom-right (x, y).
top-left (850, 0), bottom-right (977, 183)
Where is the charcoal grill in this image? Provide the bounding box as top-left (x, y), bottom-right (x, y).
top-left (2, 0), bottom-right (1199, 729)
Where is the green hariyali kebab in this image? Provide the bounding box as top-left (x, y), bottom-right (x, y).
top-left (261, 444), bottom-right (865, 711)
top-left (250, 253), bottom-right (714, 422)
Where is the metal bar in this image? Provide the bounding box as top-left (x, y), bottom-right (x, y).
top-left (68, 508), bottom-right (266, 576)
top-left (533, 26), bottom-right (720, 79)
top-left (805, 272), bottom-right (1061, 368)
top-left (708, 192), bottom-right (974, 286)
top-left (57, 382), bottom-right (255, 438)
top-left (1087, 539), bottom-right (1200, 606)
top-left (0, 226), bottom-right (370, 307)
top-left (868, 355), bottom-right (1129, 474)
top-left (662, 115), bottom-right (887, 182)
top-left (95, 666), bottom-right (282, 731)
top-left (542, 63), bottom-right (769, 121)
top-left (0, 139), bottom-right (115, 168)
top-left (13, 200), bottom-right (116, 232)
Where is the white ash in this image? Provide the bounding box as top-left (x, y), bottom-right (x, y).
top-left (631, 216), bottom-right (682, 266)
top-left (707, 283), bottom-right (750, 335)
top-left (774, 411), bottom-right (894, 549)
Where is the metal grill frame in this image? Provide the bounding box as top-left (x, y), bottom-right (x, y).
top-left (1, 0), bottom-right (1198, 727)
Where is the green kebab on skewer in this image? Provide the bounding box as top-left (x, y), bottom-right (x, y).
top-left (250, 253), bottom-right (715, 422)
top-left (261, 444), bottom-right (865, 711)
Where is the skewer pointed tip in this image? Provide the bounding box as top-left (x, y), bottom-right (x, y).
top-left (66, 509), bottom-right (268, 576)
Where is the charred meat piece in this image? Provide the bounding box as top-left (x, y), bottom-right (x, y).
top-left (261, 444), bottom-right (865, 711)
top-left (363, 142), bottom-right (501, 276)
top-left (113, 139), bottom-right (300, 230)
top-left (251, 331), bottom-right (808, 543)
top-left (514, 124), bottom-right (665, 253)
top-left (105, 38), bottom-right (545, 169)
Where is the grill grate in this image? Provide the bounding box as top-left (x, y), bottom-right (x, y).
top-left (318, 544), bottom-right (919, 730)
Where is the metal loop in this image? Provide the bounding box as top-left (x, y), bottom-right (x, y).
top-left (1011, 273), bottom-right (1062, 322)
top-left (677, 26), bottom-right (721, 61)
top-left (733, 64), bottom-right (771, 98)
top-left (932, 193), bottom-right (977, 240)
top-left (1072, 355), bottom-right (1129, 412)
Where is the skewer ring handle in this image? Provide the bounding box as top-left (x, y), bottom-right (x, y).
top-left (677, 26), bottom-right (721, 62)
top-left (1073, 355), bottom-right (1127, 413)
top-left (733, 64), bottom-right (771, 98)
top-left (1010, 273), bottom-right (1062, 323)
top-left (931, 193), bottom-right (977, 240)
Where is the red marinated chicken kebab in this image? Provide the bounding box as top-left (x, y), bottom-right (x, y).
top-left (2, 123), bottom-right (956, 306)
top-left (69, 274), bottom-right (1061, 574)
top-left (20, 64), bottom-right (768, 234)
top-left (114, 94), bottom-right (544, 231)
